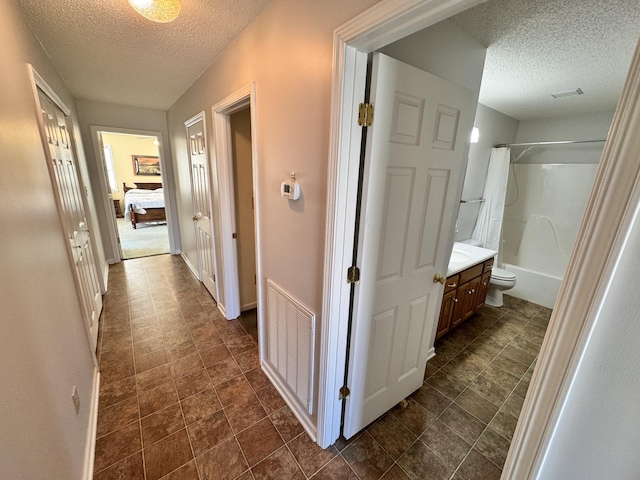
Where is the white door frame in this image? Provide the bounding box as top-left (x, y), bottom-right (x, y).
top-left (211, 83), bottom-right (263, 333)
top-left (320, 4), bottom-right (640, 480)
top-left (90, 126), bottom-right (178, 263)
top-left (184, 111), bottom-right (221, 302)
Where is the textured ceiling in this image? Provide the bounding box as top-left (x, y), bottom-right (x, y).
top-left (17, 0), bottom-right (640, 117)
top-left (450, 0), bottom-right (640, 120)
top-left (17, 0), bottom-right (273, 110)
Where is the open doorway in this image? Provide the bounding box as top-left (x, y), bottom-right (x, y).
top-left (230, 107), bottom-right (258, 342)
top-left (210, 84), bottom-right (263, 335)
top-left (97, 130), bottom-right (170, 260)
top-left (318, 2), bottom-right (636, 466)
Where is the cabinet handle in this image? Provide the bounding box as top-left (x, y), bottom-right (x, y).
top-left (454, 298), bottom-right (458, 303)
top-left (447, 282), bottom-right (457, 288)
top-left (468, 289), bottom-right (475, 294)
top-left (483, 282), bottom-right (487, 286)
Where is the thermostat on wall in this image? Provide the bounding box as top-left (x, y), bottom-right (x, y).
top-left (281, 172), bottom-right (301, 200)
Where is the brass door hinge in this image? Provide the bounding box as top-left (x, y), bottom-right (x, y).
top-left (339, 386), bottom-right (351, 400)
top-left (347, 266), bottom-right (360, 284)
top-left (358, 103), bottom-right (374, 127)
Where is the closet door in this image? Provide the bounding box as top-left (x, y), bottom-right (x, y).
top-left (38, 88), bottom-right (102, 349)
top-left (186, 114), bottom-right (218, 300)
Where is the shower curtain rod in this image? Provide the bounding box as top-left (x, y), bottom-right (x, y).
top-left (494, 139), bottom-right (606, 148)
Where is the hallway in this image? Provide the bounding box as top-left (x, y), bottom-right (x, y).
top-left (94, 254), bottom-right (549, 479)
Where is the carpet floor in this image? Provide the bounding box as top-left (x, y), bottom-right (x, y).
top-left (117, 217), bottom-right (170, 259)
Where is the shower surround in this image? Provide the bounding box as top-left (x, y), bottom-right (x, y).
top-left (501, 163), bottom-right (598, 308)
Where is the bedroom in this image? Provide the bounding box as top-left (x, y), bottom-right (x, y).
top-left (100, 131), bottom-right (170, 259)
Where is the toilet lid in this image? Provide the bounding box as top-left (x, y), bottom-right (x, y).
top-left (491, 267), bottom-right (515, 280)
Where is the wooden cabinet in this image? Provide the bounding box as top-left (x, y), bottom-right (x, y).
top-left (436, 259), bottom-right (493, 339)
top-left (437, 289), bottom-right (457, 338)
top-left (476, 271), bottom-right (492, 310)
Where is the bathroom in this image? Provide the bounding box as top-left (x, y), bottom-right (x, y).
top-left (378, 0), bottom-right (636, 317)
top-left (454, 107), bottom-right (612, 309)
top-left (443, 0), bottom-right (639, 312)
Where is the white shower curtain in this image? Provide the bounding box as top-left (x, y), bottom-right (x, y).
top-left (471, 147), bottom-right (511, 251)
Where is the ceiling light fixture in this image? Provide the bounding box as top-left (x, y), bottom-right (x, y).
top-left (551, 88), bottom-right (584, 99)
top-left (128, 0), bottom-right (181, 23)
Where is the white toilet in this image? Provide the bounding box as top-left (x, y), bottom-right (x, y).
top-left (460, 239), bottom-right (516, 307)
top-left (485, 267), bottom-right (516, 307)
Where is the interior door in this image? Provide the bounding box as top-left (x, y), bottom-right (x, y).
top-left (343, 53), bottom-right (474, 437)
top-left (38, 89), bottom-right (103, 349)
top-left (187, 117), bottom-right (218, 300)
top-left (98, 136), bottom-right (123, 261)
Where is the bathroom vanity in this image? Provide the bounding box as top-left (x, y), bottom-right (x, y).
top-left (436, 243), bottom-right (497, 339)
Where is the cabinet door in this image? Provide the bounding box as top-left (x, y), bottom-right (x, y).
top-left (436, 289), bottom-right (457, 338)
top-left (450, 287), bottom-right (466, 329)
top-left (475, 271), bottom-right (492, 311)
top-left (460, 276), bottom-right (482, 320)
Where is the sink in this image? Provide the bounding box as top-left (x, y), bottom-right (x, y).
top-left (450, 250), bottom-right (471, 263)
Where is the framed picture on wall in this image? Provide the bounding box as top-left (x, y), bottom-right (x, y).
top-left (132, 155), bottom-right (161, 176)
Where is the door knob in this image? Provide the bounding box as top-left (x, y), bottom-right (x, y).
top-left (192, 213), bottom-right (202, 221)
top-left (433, 273), bottom-right (446, 285)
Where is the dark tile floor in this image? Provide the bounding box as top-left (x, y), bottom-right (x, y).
top-left (94, 254), bottom-right (550, 479)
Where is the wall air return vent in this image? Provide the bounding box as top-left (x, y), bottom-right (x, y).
top-left (551, 88), bottom-right (584, 99)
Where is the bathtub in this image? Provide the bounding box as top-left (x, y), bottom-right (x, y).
top-left (500, 263), bottom-right (561, 309)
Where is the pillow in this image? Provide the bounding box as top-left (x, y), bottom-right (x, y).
top-left (155, 188), bottom-right (163, 192)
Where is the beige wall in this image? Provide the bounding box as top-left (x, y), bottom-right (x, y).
top-left (101, 133), bottom-right (162, 206)
top-left (0, 2), bottom-right (98, 477)
top-left (166, 0), bottom-right (380, 427)
top-left (75, 99), bottom-right (179, 262)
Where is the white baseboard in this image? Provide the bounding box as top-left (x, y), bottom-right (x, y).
top-left (83, 367), bottom-right (100, 480)
top-left (180, 252), bottom-right (200, 280)
top-left (425, 346), bottom-right (436, 362)
top-left (262, 361), bottom-right (318, 442)
top-left (241, 302), bottom-right (257, 312)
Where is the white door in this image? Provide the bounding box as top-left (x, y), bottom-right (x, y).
top-left (98, 138), bottom-right (124, 261)
top-left (38, 89), bottom-right (103, 349)
top-left (187, 116), bottom-right (218, 300)
top-left (343, 53), bottom-right (474, 437)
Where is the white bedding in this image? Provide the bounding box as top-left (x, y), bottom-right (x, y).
top-left (124, 188), bottom-right (165, 219)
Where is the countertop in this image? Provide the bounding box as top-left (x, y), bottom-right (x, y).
top-left (447, 242), bottom-right (497, 276)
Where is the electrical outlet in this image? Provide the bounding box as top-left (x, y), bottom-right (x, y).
top-left (71, 386), bottom-right (80, 415)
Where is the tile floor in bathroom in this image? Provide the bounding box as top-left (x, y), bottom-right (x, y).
top-left (93, 254), bottom-right (551, 480)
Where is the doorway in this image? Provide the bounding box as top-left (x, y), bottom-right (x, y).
top-left (210, 83), bottom-right (263, 335)
top-left (230, 107), bottom-right (258, 342)
top-left (319, 2), bottom-right (637, 476)
top-left (93, 127), bottom-right (173, 261)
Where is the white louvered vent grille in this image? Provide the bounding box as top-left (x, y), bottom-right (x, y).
top-left (266, 279), bottom-right (316, 415)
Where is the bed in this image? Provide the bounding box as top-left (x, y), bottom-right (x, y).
top-left (123, 182), bottom-right (166, 229)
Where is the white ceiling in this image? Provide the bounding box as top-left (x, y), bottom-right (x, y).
top-left (450, 0), bottom-right (640, 120)
top-left (17, 0), bottom-right (273, 110)
top-left (17, 0), bottom-right (640, 117)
